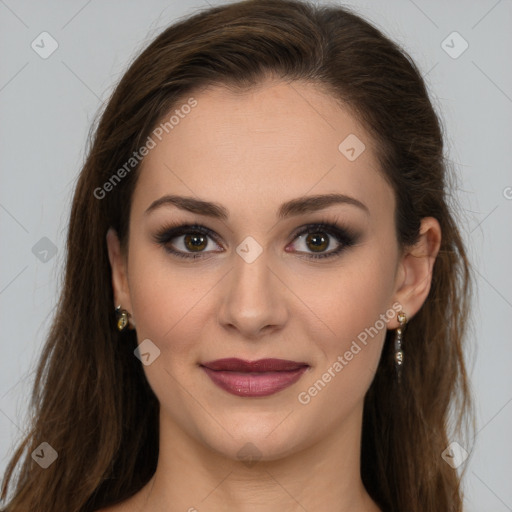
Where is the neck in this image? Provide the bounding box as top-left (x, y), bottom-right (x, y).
top-left (134, 402), bottom-right (381, 512)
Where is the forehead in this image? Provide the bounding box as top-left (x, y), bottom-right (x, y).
top-left (132, 79), bottom-right (393, 222)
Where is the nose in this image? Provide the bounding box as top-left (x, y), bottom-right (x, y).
top-left (217, 245), bottom-right (288, 340)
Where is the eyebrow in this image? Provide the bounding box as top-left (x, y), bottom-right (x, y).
top-left (144, 193), bottom-right (369, 220)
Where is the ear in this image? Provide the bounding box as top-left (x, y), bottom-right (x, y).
top-left (106, 227), bottom-right (133, 315)
top-left (390, 217), bottom-right (441, 328)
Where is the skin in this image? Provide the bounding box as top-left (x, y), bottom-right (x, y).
top-left (103, 78), bottom-right (441, 512)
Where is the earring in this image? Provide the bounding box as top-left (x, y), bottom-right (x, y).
top-left (394, 311), bottom-right (407, 383)
top-left (115, 305), bottom-right (131, 331)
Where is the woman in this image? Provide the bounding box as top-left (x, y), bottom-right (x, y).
top-left (0, 0), bottom-right (474, 510)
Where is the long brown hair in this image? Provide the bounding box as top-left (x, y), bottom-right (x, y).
top-left (1, 1), bottom-right (474, 510)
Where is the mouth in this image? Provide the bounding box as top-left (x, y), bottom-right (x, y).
top-left (200, 358), bottom-right (310, 397)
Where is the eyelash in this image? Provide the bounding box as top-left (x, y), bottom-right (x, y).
top-left (153, 217), bottom-right (358, 261)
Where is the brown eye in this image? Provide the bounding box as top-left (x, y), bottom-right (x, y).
top-left (288, 222), bottom-right (357, 260)
top-left (155, 221), bottom-right (357, 261)
top-left (154, 223), bottom-right (223, 259)
top-left (305, 232), bottom-right (329, 252)
top-left (184, 233), bottom-right (208, 252)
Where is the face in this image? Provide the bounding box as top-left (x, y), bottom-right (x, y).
top-left (108, 78), bottom-right (409, 462)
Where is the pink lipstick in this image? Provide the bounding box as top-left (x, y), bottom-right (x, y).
top-left (200, 358), bottom-right (309, 397)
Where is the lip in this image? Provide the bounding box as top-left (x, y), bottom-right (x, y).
top-left (200, 358), bottom-right (310, 397)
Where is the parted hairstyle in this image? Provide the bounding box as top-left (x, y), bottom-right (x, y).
top-left (1, 0), bottom-right (474, 511)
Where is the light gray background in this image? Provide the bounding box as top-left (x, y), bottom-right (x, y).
top-left (1, 0), bottom-right (511, 510)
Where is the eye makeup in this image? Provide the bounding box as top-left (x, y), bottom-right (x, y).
top-left (152, 215), bottom-right (361, 261)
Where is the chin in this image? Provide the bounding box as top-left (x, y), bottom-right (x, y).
top-left (192, 409), bottom-right (311, 463)
top-left (209, 433), bottom-right (303, 464)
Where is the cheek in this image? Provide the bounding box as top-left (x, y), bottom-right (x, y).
top-left (126, 247), bottom-right (217, 418)
top-left (291, 242), bottom-right (398, 400)
top-left (294, 274), bottom-right (394, 415)
top-left (126, 245), bottom-right (212, 359)
top-left (298, 251), bottom-right (395, 343)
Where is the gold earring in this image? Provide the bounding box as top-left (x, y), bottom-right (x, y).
top-left (115, 305), bottom-right (131, 331)
top-left (394, 311), bottom-right (407, 383)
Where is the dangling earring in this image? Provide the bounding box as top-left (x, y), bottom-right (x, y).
top-left (115, 305), bottom-right (131, 331)
top-left (394, 311), bottom-right (407, 383)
